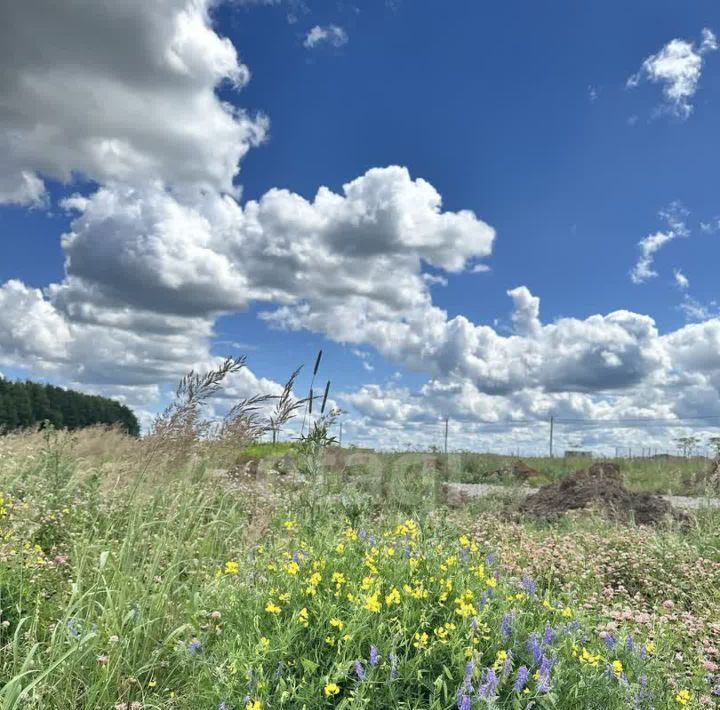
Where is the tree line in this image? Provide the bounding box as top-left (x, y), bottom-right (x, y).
top-left (0, 378), bottom-right (139, 436)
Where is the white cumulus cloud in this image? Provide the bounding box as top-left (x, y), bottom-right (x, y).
top-left (303, 25), bottom-right (348, 49)
top-left (0, 0), bottom-right (267, 206)
top-left (630, 203), bottom-right (689, 284)
top-left (627, 28), bottom-right (718, 118)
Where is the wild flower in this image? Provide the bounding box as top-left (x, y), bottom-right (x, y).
top-left (67, 618), bottom-right (80, 638)
top-left (324, 682), bottom-right (340, 696)
top-left (543, 624), bottom-right (554, 646)
top-left (456, 689), bottom-right (472, 710)
top-left (521, 574), bottom-right (537, 596)
top-left (355, 660), bottom-right (366, 680)
top-left (370, 645), bottom-right (380, 666)
top-left (189, 638), bottom-right (201, 653)
top-left (464, 660), bottom-right (474, 691)
top-left (675, 689), bottom-right (691, 706)
top-left (389, 652), bottom-right (398, 680)
top-left (527, 633), bottom-right (543, 665)
top-left (477, 668), bottom-right (498, 700)
top-left (537, 655), bottom-right (554, 693)
top-left (514, 666), bottom-right (530, 692)
top-left (500, 612), bottom-right (512, 640)
top-left (601, 632), bottom-right (617, 649)
top-left (224, 560), bottom-right (239, 574)
top-left (502, 650), bottom-right (513, 677)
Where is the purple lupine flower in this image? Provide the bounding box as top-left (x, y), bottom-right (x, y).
top-left (464, 660), bottom-right (474, 691)
top-left (456, 689), bottom-right (472, 710)
top-left (501, 613), bottom-right (512, 641)
top-left (543, 624), bottom-right (554, 646)
top-left (370, 645), bottom-right (380, 667)
top-left (626, 635), bottom-right (635, 653)
top-left (471, 616), bottom-right (478, 632)
top-left (292, 550), bottom-right (301, 563)
top-left (67, 618), bottom-right (80, 638)
top-left (485, 552), bottom-right (496, 566)
top-left (369, 535), bottom-right (376, 546)
top-left (189, 638), bottom-right (201, 653)
top-left (602, 633), bottom-right (617, 649)
top-left (500, 613), bottom-right (512, 641)
top-left (527, 633), bottom-right (543, 665)
top-left (358, 528), bottom-right (367, 541)
top-left (477, 668), bottom-right (498, 700)
top-left (273, 661), bottom-right (285, 680)
top-left (502, 650), bottom-right (513, 677)
top-left (218, 701), bottom-right (226, 710)
top-left (633, 674), bottom-right (655, 709)
top-left (537, 655), bottom-right (553, 693)
top-left (521, 574), bottom-right (537, 596)
top-left (355, 660), bottom-right (366, 680)
top-left (389, 653), bottom-right (398, 680)
top-left (514, 665), bottom-right (529, 692)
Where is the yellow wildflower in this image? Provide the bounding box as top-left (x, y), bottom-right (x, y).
top-left (224, 560), bottom-right (239, 574)
top-left (385, 587), bottom-right (401, 607)
top-left (324, 682), bottom-right (340, 696)
top-left (364, 593), bottom-right (382, 613)
top-left (675, 690), bottom-right (691, 706)
top-left (413, 631), bottom-right (429, 649)
top-left (285, 561), bottom-right (299, 575)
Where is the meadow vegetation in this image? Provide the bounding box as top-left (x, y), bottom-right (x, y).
top-left (0, 361), bottom-right (719, 708)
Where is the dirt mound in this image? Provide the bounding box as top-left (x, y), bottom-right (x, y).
top-left (481, 459), bottom-right (539, 482)
top-left (509, 459), bottom-right (539, 480)
top-left (519, 462), bottom-right (685, 525)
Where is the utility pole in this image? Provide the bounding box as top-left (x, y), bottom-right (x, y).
top-left (444, 415), bottom-right (449, 457)
top-left (549, 416), bottom-right (554, 458)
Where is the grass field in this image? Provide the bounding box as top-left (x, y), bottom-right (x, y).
top-left (0, 428), bottom-right (719, 708)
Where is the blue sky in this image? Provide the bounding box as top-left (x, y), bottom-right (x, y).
top-left (2, 0), bottom-right (720, 452)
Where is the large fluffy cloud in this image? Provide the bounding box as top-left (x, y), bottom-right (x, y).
top-left (56, 166), bottom-right (495, 321)
top-left (0, 0), bottom-right (266, 206)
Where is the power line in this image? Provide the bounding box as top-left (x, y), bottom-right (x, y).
top-left (439, 414), bottom-right (720, 427)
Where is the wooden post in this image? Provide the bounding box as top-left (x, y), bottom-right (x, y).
top-left (549, 416), bottom-right (554, 458)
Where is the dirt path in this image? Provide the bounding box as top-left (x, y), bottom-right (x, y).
top-left (446, 482), bottom-right (720, 510)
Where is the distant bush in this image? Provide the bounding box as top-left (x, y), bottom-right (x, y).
top-left (0, 377), bottom-right (139, 435)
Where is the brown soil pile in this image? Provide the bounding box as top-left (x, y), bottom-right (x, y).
top-left (508, 460), bottom-right (539, 480)
top-left (519, 462), bottom-right (685, 525)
